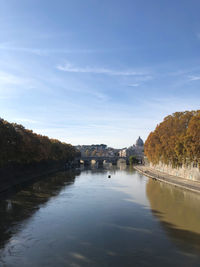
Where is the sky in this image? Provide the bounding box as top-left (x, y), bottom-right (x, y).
top-left (0, 0), bottom-right (200, 148)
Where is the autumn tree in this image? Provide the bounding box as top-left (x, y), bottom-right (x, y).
top-left (144, 110), bottom-right (200, 168)
top-left (0, 118), bottom-right (78, 167)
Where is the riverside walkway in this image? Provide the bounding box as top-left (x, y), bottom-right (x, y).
top-left (134, 165), bottom-right (200, 194)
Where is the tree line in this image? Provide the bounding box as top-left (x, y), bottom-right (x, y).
top-left (144, 110), bottom-right (200, 168)
top-left (0, 118), bottom-right (79, 167)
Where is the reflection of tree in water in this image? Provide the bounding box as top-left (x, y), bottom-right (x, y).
top-left (0, 170), bottom-right (78, 250)
top-left (146, 179), bottom-right (200, 251)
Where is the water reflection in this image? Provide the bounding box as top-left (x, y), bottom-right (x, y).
top-left (0, 170), bottom-right (78, 250)
top-left (1, 167), bottom-right (200, 266)
top-left (146, 179), bottom-right (200, 251)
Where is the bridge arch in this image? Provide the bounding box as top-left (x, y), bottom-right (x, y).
top-left (80, 156), bottom-right (131, 166)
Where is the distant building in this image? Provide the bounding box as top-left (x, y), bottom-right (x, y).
top-left (75, 144), bottom-right (117, 157)
top-left (135, 136), bottom-right (144, 147)
top-left (119, 137), bottom-right (144, 158)
top-left (76, 138), bottom-right (144, 159)
top-left (119, 148), bottom-right (127, 157)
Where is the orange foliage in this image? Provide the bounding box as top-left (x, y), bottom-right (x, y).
top-left (144, 110), bottom-right (200, 168)
top-left (0, 118), bottom-right (78, 167)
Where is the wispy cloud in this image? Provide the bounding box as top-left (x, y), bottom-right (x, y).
top-left (128, 83), bottom-right (139, 87)
top-left (0, 43), bottom-right (102, 55)
top-left (188, 75), bottom-right (200, 81)
top-left (0, 71), bottom-right (27, 85)
top-left (57, 63), bottom-right (147, 76)
top-left (0, 42), bottom-right (43, 55)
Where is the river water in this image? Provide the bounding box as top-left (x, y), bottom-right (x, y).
top-left (1, 164), bottom-right (200, 266)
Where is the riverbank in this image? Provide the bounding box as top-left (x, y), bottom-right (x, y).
top-left (134, 165), bottom-right (200, 194)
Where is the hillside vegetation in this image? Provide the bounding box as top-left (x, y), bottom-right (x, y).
top-left (0, 118), bottom-right (78, 167)
top-left (144, 110), bottom-right (200, 168)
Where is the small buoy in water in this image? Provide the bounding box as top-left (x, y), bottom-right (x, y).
top-left (108, 175), bottom-right (111, 178)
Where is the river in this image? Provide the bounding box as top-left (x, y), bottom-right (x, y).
top-left (1, 164), bottom-right (200, 266)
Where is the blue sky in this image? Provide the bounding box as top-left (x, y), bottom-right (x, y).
top-left (0, 0), bottom-right (200, 148)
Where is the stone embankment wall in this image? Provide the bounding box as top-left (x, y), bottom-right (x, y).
top-left (148, 162), bottom-right (200, 182)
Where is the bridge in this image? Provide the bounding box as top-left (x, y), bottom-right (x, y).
top-left (78, 155), bottom-right (143, 166)
top-left (80, 156), bottom-right (128, 166)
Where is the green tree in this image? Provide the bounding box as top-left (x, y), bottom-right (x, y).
top-left (129, 155), bottom-right (139, 165)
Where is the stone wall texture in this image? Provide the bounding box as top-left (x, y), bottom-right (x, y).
top-left (149, 162), bottom-right (200, 182)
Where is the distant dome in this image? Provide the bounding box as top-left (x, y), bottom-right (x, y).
top-left (136, 136), bottom-right (144, 147)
